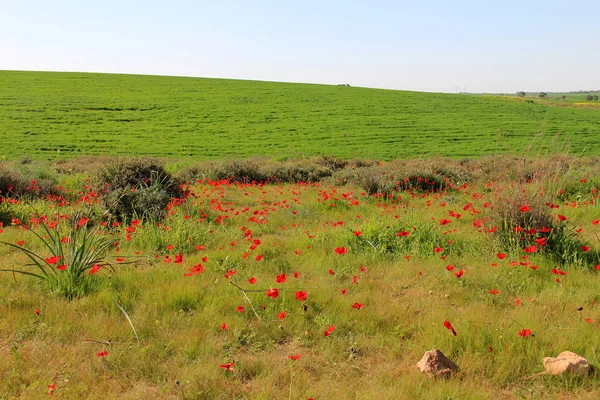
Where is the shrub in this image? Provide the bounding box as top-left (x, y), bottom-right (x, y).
top-left (268, 161), bottom-right (332, 183)
top-left (97, 159), bottom-right (183, 222)
top-left (218, 159), bottom-right (270, 183)
top-left (0, 163), bottom-right (60, 199)
top-left (488, 184), bottom-right (597, 268)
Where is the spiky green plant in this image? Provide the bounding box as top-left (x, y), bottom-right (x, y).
top-left (0, 214), bottom-right (115, 299)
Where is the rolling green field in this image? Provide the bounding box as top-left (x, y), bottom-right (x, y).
top-left (1, 70), bottom-right (599, 161)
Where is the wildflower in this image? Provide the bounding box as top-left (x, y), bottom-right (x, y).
top-left (88, 264), bottom-right (102, 275)
top-left (220, 361), bottom-right (235, 371)
top-left (45, 256), bottom-right (60, 264)
top-left (221, 323), bottom-right (229, 330)
top-left (56, 264), bottom-right (68, 271)
top-left (443, 320), bottom-right (457, 336)
top-left (236, 306), bottom-right (245, 313)
top-left (518, 329), bottom-right (532, 337)
top-left (276, 273), bottom-right (287, 283)
top-left (248, 277), bottom-right (257, 284)
top-left (323, 325), bottom-right (336, 337)
top-left (224, 270), bottom-right (237, 279)
top-left (295, 291), bottom-right (308, 301)
top-left (489, 289), bottom-right (499, 295)
top-left (335, 247), bottom-right (348, 255)
top-left (496, 252), bottom-right (507, 260)
top-left (351, 302), bottom-right (364, 309)
top-left (97, 350), bottom-right (108, 357)
top-left (266, 288), bottom-right (279, 299)
top-left (288, 354), bottom-right (301, 361)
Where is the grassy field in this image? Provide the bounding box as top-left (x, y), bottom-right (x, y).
top-left (1, 70), bottom-right (600, 161)
top-left (1, 156), bottom-right (600, 399)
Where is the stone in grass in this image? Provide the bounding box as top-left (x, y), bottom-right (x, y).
top-left (417, 349), bottom-right (457, 378)
top-left (543, 351), bottom-right (589, 376)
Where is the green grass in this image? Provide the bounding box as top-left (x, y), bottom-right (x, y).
top-left (1, 160), bottom-right (600, 398)
top-left (1, 70), bottom-right (599, 161)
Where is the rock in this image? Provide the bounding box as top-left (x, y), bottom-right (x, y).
top-left (543, 351), bottom-right (589, 376)
top-left (417, 349), bottom-right (457, 378)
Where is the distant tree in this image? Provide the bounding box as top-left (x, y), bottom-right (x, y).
top-left (586, 95), bottom-right (594, 101)
top-left (516, 91), bottom-right (526, 97)
top-left (594, 95), bottom-right (599, 101)
top-left (539, 92), bottom-right (547, 98)
top-left (561, 95), bottom-right (567, 99)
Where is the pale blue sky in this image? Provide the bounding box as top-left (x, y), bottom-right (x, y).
top-left (1, 0), bottom-right (598, 92)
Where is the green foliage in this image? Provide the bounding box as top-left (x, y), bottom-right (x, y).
top-left (98, 159), bottom-right (182, 222)
top-left (2, 71), bottom-right (600, 161)
top-left (353, 215), bottom-right (443, 257)
top-left (0, 215), bottom-right (114, 299)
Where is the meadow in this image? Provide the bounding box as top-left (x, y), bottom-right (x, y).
top-left (1, 71), bottom-right (600, 161)
top-left (1, 155), bottom-right (600, 399)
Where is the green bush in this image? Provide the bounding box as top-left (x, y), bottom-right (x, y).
top-left (97, 159), bottom-right (183, 222)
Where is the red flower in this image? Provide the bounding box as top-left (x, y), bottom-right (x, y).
top-left (581, 245), bottom-right (590, 252)
top-left (255, 254), bottom-right (264, 261)
top-left (353, 231), bottom-right (362, 237)
top-left (266, 288), bottom-right (279, 299)
top-left (443, 320), bottom-right (457, 336)
top-left (56, 264), bottom-right (68, 271)
top-left (35, 309), bottom-right (40, 315)
top-left (489, 289), bottom-right (499, 295)
top-left (116, 257), bottom-right (125, 262)
top-left (224, 270), bottom-right (237, 279)
top-left (496, 252), bottom-right (507, 260)
top-left (351, 302), bottom-right (364, 309)
top-left (295, 291), bottom-right (308, 301)
top-left (523, 245), bottom-right (538, 253)
top-left (592, 220), bottom-right (600, 225)
top-left (88, 264), bottom-right (102, 275)
top-left (328, 269), bottom-right (335, 275)
top-left (17, 240), bottom-right (24, 246)
top-left (236, 306), bottom-right (245, 313)
top-left (519, 205), bottom-right (531, 212)
top-left (248, 277), bottom-right (257, 284)
top-left (454, 269), bottom-right (464, 278)
top-left (557, 214), bottom-right (567, 221)
top-left (323, 325), bottom-right (336, 337)
top-left (45, 256), bottom-right (60, 265)
top-left (276, 273), bottom-right (287, 283)
top-left (396, 231), bottom-right (410, 237)
top-left (595, 265), bottom-right (600, 271)
top-left (174, 253), bottom-right (184, 264)
top-left (340, 288), bottom-right (347, 295)
top-left (335, 247), bottom-right (348, 255)
top-left (278, 311), bottom-right (287, 319)
top-left (445, 265), bottom-right (455, 271)
top-left (47, 383), bottom-right (56, 396)
top-left (515, 298), bottom-right (521, 306)
top-left (434, 247), bottom-right (443, 253)
top-left (221, 323), bottom-right (229, 330)
top-left (97, 350), bottom-right (108, 357)
top-left (293, 271), bottom-right (300, 278)
top-left (220, 361), bottom-right (235, 371)
top-left (551, 268), bottom-right (567, 276)
top-left (518, 329), bottom-right (532, 337)
top-left (288, 354), bottom-right (301, 361)
top-left (77, 217), bottom-right (89, 227)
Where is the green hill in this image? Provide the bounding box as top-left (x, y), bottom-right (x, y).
top-left (1, 70), bottom-right (598, 161)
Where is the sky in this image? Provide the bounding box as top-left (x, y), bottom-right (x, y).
top-left (1, 0), bottom-right (599, 93)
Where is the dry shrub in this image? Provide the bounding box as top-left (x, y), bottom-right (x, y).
top-left (97, 158), bottom-right (183, 222)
